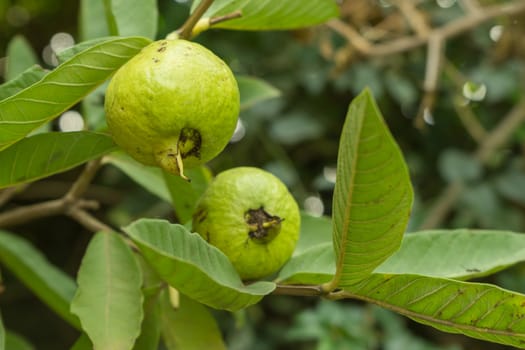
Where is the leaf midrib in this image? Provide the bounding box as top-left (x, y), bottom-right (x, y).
top-left (332, 101), bottom-right (366, 287)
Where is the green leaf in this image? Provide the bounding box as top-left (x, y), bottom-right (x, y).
top-left (79, 0), bottom-right (110, 41)
top-left (0, 65), bottom-right (48, 101)
top-left (56, 37), bottom-right (116, 64)
top-left (71, 232), bottom-right (143, 350)
top-left (160, 292), bottom-right (226, 350)
top-left (0, 230), bottom-right (79, 328)
top-left (438, 149), bottom-right (482, 182)
top-left (279, 229), bottom-right (525, 285)
top-left (277, 242), bottom-right (334, 285)
top-left (107, 152), bottom-right (212, 223)
top-left (295, 213), bottom-right (332, 255)
top-left (0, 311), bottom-right (4, 350)
top-left (6, 35), bottom-right (38, 81)
top-left (0, 36), bottom-right (151, 152)
top-left (70, 334), bottom-right (92, 350)
top-left (130, 254), bottom-right (162, 350)
top-left (133, 291), bottom-right (161, 350)
top-left (125, 219), bottom-right (275, 311)
top-left (237, 75), bottom-right (280, 110)
top-left (328, 88), bottom-right (414, 288)
top-left (338, 273), bottom-right (525, 349)
top-left (107, 151), bottom-right (172, 202)
top-left (4, 332), bottom-right (34, 350)
top-left (377, 229), bottom-right (525, 279)
top-left (108, 0), bottom-right (158, 39)
top-left (0, 131), bottom-right (116, 189)
top-left (192, 0), bottom-right (339, 31)
top-left (163, 166), bottom-right (212, 223)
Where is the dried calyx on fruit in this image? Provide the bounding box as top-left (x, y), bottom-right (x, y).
top-left (104, 39), bottom-right (240, 180)
top-left (192, 167), bottom-right (301, 281)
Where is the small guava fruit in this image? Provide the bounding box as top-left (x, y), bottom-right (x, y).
top-left (192, 167), bottom-right (300, 280)
top-left (104, 39), bottom-right (240, 179)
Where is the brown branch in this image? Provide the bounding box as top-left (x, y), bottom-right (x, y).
top-left (0, 185), bottom-right (28, 207)
top-left (0, 158), bottom-right (115, 233)
top-left (272, 284), bottom-right (325, 297)
top-left (178, 0), bottom-right (215, 40)
top-left (68, 208), bottom-right (113, 233)
top-left (392, 0), bottom-right (430, 37)
top-left (209, 10), bottom-right (242, 26)
top-left (329, 1), bottom-right (525, 58)
top-left (0, 199), bottom-right (65, 227)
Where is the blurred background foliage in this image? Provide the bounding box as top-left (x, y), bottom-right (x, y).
top-left (1, 0), bottom-right (525, 348)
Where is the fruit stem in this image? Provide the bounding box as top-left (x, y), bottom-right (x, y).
top-left (178, 0), bottom-right (215, 40)
top-left (175, 150), bottom-right (190, 182)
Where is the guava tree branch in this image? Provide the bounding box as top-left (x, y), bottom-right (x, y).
top-left (328, 0), bottom-right (525, 126)
top-left (0, 158), bottom-right (114, 233)
top-left (272, 284), bottom-right (325, 297)
top-left (178, 0), bottom-right (215, 40)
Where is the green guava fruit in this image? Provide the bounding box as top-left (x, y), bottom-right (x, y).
top-left (104, 39), bottom-right (240, 179)
top-left (192, 167), bottom-right (300, 280)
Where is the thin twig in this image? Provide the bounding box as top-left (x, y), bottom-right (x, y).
top-left (458, 0), bottom-right (483, 16)
top-left (392, 0), bottom-right (430, 37)
top-left (0, 199), bottom-right (65, 227)
top-left (65, 159), bottom-right (102, 201)
top-left (179, 0), bottom-right (215, 40)
top-left (0, 158), bottom-right (113, 233)
top-left (210, 10), bottom-right (242, 26)
top-left (0, 185), bottom-right (27, 207)
top-left (272, 284), bottom-right (325, 297)
top-left (68, 209), bottom-right (113, 233)
top-left (329, 1), bottom-right (525, 57)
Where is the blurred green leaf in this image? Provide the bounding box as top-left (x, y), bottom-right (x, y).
top-left (438, 149), bottom-right (482, 182)
top-left (108, 0), bottom-right (158, 39)
top-left (125, 219), bottom-right (275, 311)
top-left (0, 230), bottom-right (79, 328)
top-left (4, 332), bottom-right (34, 350)
top-left (495, 169), bottom-right (525, 205)
top-left (192, 0), bottom-right (339, 31)
top-left (269, 112), bottom-right (324, 145)
top-left (69, 334), bottom-right (92, 350)
top-left (160, 292), bottom-right (226, 350)
top-left (107, 151), bottom-right (172, 202)
top-left (80, 0), bottom-right (110, 41)
top-left (328, 89), bottom-right (413, 288)
top-left (287, 300), bottom-right (375, 349)
top-left (107, 152), bottom-right (211, 222)
top-left (71, 232), bottom-right (143, 350)
top-left (460, 184), bottom-right (501, 227)
top-left (385, 70), bottom-right (418, 109)
top-left (6, 35), bottom-right (38, 81)
top-left (469, 61), bottom-right (523, 103)
top-left (0, 131), bottom-right (116, 189)
top-left (342, 273), bottom-right (525, 348)
top-left (237, 75), bottom-right (280, 110)
top-left (0, 65), bottom-right (47, 101)
top-left (0, 36), bottom-right (151, 152)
